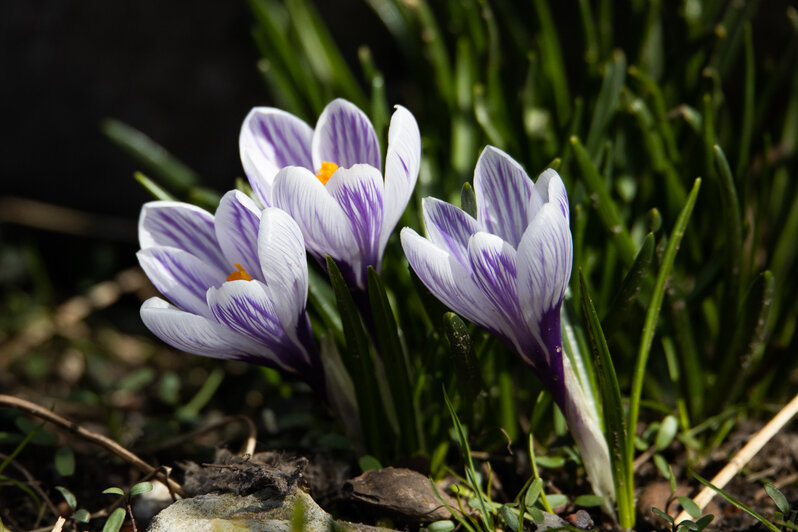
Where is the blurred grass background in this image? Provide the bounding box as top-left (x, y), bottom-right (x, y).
top-left (2, 0), bottom-right (798, 526)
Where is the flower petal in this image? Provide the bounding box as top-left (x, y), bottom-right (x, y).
top-left (137, 246), bottom-right (224, 318)
top-left (532, 168), bottom-right (569, 223)
top-left (206, 280), bottom-right (309, 372)
top-left (326, 164), bottom-right (384, 273)
top-left (467, 232), bottom-right (533, 355)
top-left (422, 197), bottom-right (482, 268)
top-left (312, 98), bottom-right (381, 172)
top-left (214, 191), bottom-right (263, 281)
top-left (473, 146), bottom-right (535, 248)
top-left (140, 297), bottom-right (265, 363)
top-left (379, 105), bottom-right (421, 252)
top-left (240, 107), bottom-right (314, 205)
top-left (139, 201), bottom-right (229, 273)
top-left (400, 228), bottom-right (498, 332)
top-left (516, 203), bottom-right (573, 363)
top-left (272, 166), bottom-right (359, 267)
top-left (258, 207), bottom-right (308, 333)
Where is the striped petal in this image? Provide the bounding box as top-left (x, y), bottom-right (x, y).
top-left (467, 232), bottom-right (531, 355)
top-left (532, 169), bottom-right (569, 224)
top-left (214, 191), bottom-right (263, 281)
top-left (140, 297), bottom-right (265, 363)
top-left (137, 246), bottom-right (224, 318)
top-left (473, 146), bottom-right (535, 248)
top-left (312, 99), bottom-right (381, 172)
top-left (422, 197), bottom-right (482, 268)
top-left (240, 107), bottom-right (314, 205)
top-left (272, 166), bottom-right (359, 267)
top-left (258, 208), bottom-right (308, 334)
top-left (326, 164), bottom-right (384, 275)
top-left (379, 105), bottom-right (421, 252)
top-left (400, 228), bottom-right (498, 332)
top-left (139, 201), bottom-right (229, 273)
top-left (516, 203), bottom-right (572, 364)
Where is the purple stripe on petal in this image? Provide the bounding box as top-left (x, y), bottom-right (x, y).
top-left (466, 232), bottom-right (534, 354)
top-left (325, 164), bottom-right (384, 274)
top-left (240, 108), bottom-right (314, 206)
top-left (380, 105), bottom-right (421, 253)
top-left (215, 191), bottom-right (263, 281)
top-left (139, 202), bottom-right (229, 273)
top-left (312, 99), bottom-right (381, 171)
top-left (516, 204), bottom-right (573, 357)
top-left (206, 280), bottom-right (308, 374)
top-left (474, 146), bottom-right (535, 248)
top-left (137, 246), bottom-right (224, 318)
top-left (532, 169), bottom-right (569, 224)
top-left (400, 228), bottom-right (501, 333)
top-left (258, 208), bottom-right (309, 341)
top-left (272, 166), bottom-right (359, 271)
top-left (422, 197), bottom-right (482, 268)
top-left (207, 280), bottom-right (284, 344)
top-left (140, 297), bottom-right (266, 363)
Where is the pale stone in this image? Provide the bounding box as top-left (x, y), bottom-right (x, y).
top-left (148, 489), bottom-right (338, 532)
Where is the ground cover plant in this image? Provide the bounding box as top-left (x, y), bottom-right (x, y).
top-left (2, 0), bottom-right (798, 530)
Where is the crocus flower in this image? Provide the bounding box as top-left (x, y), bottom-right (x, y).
top-left (400, 146), bottom-right (614, 505)
top-left (239, 98), bottom-right (420, 291)
top-left (137, 191), bottom-right (323, 390)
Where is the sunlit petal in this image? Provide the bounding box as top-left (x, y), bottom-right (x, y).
top-left (312, 98), bottom-right (381, 171)
top-left (137, 246), bottom-right (224, 318)
top-left (473, 146), bottom-right (535, 248)
top-left (240, 107), bottom-right (314, 205)
top-left (214, 190), bottom-right (263, 281)
top-left (139, 201), bottom-right (229, 273)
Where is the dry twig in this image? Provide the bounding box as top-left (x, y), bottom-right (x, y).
top-left (675, 391), bottom-right (798, 522)
top-left (0, 395), bottom-right (184, 497)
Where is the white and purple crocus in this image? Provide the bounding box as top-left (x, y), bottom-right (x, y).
top-left (239, 98), bottom-right (420, 292)
top-left (401, 146), bottom-right (614, 505)
top-left (137, 191), bottom-right (323, 391)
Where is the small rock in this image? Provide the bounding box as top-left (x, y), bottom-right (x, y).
top-left (566, 509), bottom-right (594, 529)
top-left (148, 489), bottom-right (368, 532)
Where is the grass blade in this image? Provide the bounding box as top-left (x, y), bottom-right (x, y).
top-left (579, 271), bottom-right (634, 529)
top-left (367, 267), bottom-right (419, 454)
top-left (627, 178), bottom-right (702, 487)
top-left (327, 257), bottom-right (387, 460)
top-left (602, 233), bottom-right (655, 335)
top-left (691, 470), bottom-right (780, 532)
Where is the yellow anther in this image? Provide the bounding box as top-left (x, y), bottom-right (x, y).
top-left (315, 161), bottom-right (339, 185)
top-left (227, 263), bottom-right (252, 282)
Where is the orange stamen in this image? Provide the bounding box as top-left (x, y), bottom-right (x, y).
top-left (227, 263), bottom-right (252, 282)
top-left (316, 161), bottom-right (339, 185)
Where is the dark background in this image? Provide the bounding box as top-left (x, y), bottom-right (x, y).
top-left (0, 0), bottom-right (390, 296)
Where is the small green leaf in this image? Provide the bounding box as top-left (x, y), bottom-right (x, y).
top-left (525, 478), bottom-right (543, 507)
top-left (102, 507), bottom-right (126, 532)
top-left (55, 486), bottom-right (77, 510)
top-left (102, 487), bottom-right (125, 496)
top-left (358, 455), bottom-right (382, 472)
top-left (765, 483), bottom-right (790, 514)
top-left (694, 514), bottom-right (715, 530)
top-left (545, 494), bottom-right (569, 508)
top-left (652, 507), bottom-right (675, 524)
top-left (535, 456), bottom-right (565, 468)
top-left (529, 507), bottom-right (544, 523)
top-left (72, 509), bottom-right (90, 523)
top-left (655, 415), bottom-right (679, 451)
top-left (653, 454), bottom-right (670, 479)
top-left (574, 494), bottom-right (606, 507)
top-left (679, 496), bottom-right (702, 519)
top-left (129, 482), bottom-right (153, 497)
top-left (54, 447), bottom-right (75, 477)
top-left (426, 520), bottom-right (456, 532)
top-left (499, 504), bottom-right (520, 531)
